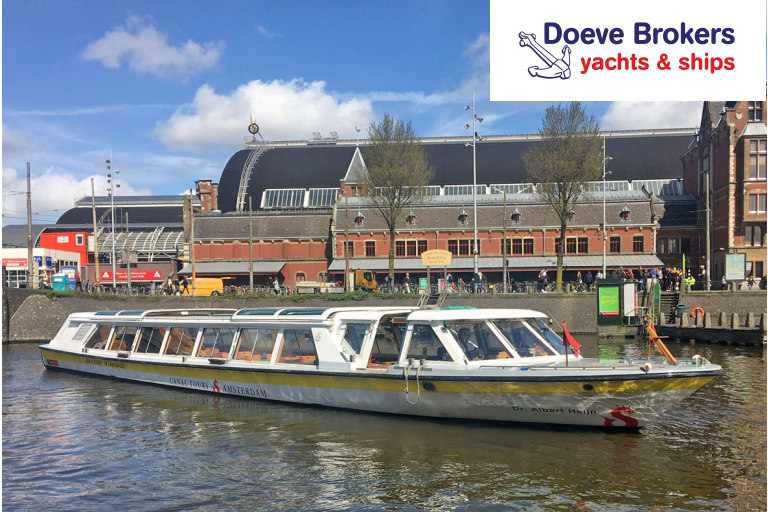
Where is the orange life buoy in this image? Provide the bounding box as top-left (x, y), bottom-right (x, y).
top-left (690, 307), bottom-right (705, 319)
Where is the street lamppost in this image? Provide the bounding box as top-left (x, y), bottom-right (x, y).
top-left (106, 150), bottom-right (120, 290)
top-left (491, 187), bottom-right (508, 293)
top-left (464, 90), bottom-right (483, 280)
top-left (601, 141), bottom-right (612, 278)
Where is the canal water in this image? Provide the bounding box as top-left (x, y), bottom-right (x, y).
top-left (3, 338), bottom-right (765, 511)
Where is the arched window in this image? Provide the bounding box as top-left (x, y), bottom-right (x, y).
top-left (619, 206), bottom-right (630, 221)
top-left (406, 212), bottom-right (417, 226)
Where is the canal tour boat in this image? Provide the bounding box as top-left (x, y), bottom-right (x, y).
top-left (40, 306), bottom-right (721, 428)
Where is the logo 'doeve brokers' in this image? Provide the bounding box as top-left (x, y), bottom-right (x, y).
top-left (519, 32), bottom-right (571, 79)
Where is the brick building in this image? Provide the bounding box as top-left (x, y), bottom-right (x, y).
top-left (682, 101), bottom-right (767, 284)
top-left (177, 128), bottom-right (694, 286)
top-left (7, 122), bottom-right (726, 290)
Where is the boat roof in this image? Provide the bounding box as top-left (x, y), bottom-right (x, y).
top-left (71, 307), bottom-right (548, 323)
top-left (231, 306), bottom-right (417, 320)
top-left (406, 309), bottom-right (548, 322)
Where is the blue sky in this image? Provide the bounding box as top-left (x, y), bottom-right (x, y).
top-left (2, 1), bottom-right (701, 225)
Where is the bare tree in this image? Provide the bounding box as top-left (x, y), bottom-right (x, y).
top-left (524, 102), bottom-right (603, 291)
top-left (360, 115), bottom-right (434, 275)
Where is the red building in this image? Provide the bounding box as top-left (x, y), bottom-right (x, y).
top-left (682, 101), bottom-right (767, 284)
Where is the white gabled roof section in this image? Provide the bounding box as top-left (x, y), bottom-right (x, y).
top-left (343, 146), bottom-right (368, 185)
top-left (740, 122), bottom-right (767, 138)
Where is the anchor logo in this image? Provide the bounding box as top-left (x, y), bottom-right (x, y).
top-left (519, 32), bottom-right (571, 79)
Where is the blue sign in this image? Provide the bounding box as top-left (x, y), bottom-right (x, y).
top-left (46, 256), bottom-right (53, 267)
top-left (33, 256), bottom-right (42, 267)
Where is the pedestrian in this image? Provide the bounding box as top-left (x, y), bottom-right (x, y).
top-left (272, 276), bottom-right (281, 295)
top-left (584, 270), bottom-right (593, 291)
top-left (481, 271), bottom-right (487, 293)
top-left (403, 272), bottom-right (412, 294)
top-left (75, 270), bottom-right (82, 292)
top-left (698, 265), bottom-right (707, 290)
top-left (180, 275), bottom-right (190, 295)
top-left (721, 275), bottom-right (728, 291)
top-left (595, 270), bottom-right (603, 280)
top-left (747, 273), bottom-right (755, 290)
top-left (458, 277), bottom-right (466, 294)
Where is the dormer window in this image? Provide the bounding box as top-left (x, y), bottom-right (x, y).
top-left (354, 211), bottom-right (365, 226)
top-left (457, 209), bottom-right (469, 225)
top-left (567, 209), bottom-right (575, 222)
top-left (619, 206), bottom-right (630, 221)
top-left (510, 208), bottom-right (521, 224)
top-left (406, 212), bottom-right (417, 226)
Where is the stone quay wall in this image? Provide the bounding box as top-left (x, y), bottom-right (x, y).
top-left (3, 288), bottom-right (766, 343)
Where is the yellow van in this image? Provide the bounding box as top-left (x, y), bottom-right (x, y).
top-left (181, 277), bottom-right (230, 296)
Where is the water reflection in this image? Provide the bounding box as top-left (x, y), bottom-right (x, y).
top-left (3, 341), bottom-right (765, 511)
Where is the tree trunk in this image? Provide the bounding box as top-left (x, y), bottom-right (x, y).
top-left (388, 225), bottom-right (396, 277)
top-left (556, 222), bottom-right (566, 292)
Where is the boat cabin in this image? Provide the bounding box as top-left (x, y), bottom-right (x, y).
top-left (55, 307), bottom-right (578, 373)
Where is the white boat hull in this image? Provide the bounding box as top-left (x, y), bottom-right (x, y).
top-left (41, 347), bottom-right (713, 428)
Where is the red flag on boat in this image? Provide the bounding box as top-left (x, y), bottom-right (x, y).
top-left (562, 322), bottom-right (582, 357)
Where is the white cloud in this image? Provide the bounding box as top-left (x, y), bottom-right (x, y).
top-left (155, 79), bottom-right (375, 149)
top-left (2, 166), bottom-right (151, 225)
top-left (5, 104), bottom-right (176, 117)
top-left (255, 25), bottom-right (281, 38)
top-left (601, 102), bottom-right (701, 130)
top-left (2, 125), bottom-right (35, 158)
top-left (464, 33), bottom-right (490, 68)
top-left (82, 16), bottom-right (224, 79)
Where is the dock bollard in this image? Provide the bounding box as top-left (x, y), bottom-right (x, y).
top-left (760, 313), bottom-right (767, 332)
top-left (719, 311), bottom-right (727, 328)
top-left (659, 312), bottom-right (666, 325)
top-left (746, 312), bottom-right (755, 328)
top-left (731, 313), bottom-right (740, 330)
top-left (703, 313), bottom-right (712, 328)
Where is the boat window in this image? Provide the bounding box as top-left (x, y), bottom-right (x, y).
top-left (197, 328), bottom-right (237, 358)
top-left (72, 323), bottom-right (94, 343)
top-left (136, 327), bottom-right (167, 354)
top-left (369, 321), bottom-right (402, 366)
top-left (235, 328), bottom-right (280, 362)
top-left (407, 324), bottom-right (454, 362)
top-left (492, 320), bottom-right (556, 358)
top-left (108, 326), bottom-right (138, 351)
top-left (84, 325), bottom-right (112, 350)
top-left (446, 321), bottom-right (513, 361)
top-left (164, 327), bottom-right (199, 356)
top-left (525, 319), bottom-right (568, 355)
top-left (276, 329), bottom-right (318, 365)
top-left (341, 323), bottom-right (370, 356)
